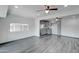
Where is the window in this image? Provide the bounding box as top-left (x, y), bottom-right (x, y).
top-left (10, 23), bottom-right (29, 32)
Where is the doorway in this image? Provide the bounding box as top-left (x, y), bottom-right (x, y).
top-left (40, 20), bottom-right (52, 36)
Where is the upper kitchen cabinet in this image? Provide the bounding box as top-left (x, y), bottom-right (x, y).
top-left (0, 5), bottom-right (8, 18)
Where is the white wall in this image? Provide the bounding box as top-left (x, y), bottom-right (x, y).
top-left (0, 14), bottom-right (35, 43)
top-left (51, 14), bottom-right (79, 38)
top-left (61, 14), bottom-right (79, 38)
top-left (52, 23), bottom-right (58, 35)
top-left (34, 18), bottom-right (40, 36)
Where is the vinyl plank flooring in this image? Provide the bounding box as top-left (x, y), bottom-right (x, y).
top-left (0, 35), bottom-right (79, 53)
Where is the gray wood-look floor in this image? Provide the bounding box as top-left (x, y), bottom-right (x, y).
top-left (0, 35), bottom-right (79, 53)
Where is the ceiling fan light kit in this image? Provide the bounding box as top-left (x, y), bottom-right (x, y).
top-left (45, 10), bottom-right (49, 13)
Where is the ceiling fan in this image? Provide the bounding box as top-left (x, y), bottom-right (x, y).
top-left (37, 5), bottom-right (58, 13)
top-left (56, 17), bottom-right (62, 21)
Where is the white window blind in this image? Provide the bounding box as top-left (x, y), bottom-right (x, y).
top-left (10, 23), bottom-right (29, 32)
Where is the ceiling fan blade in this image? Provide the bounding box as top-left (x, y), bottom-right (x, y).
top-left (49, 8), bottom-right (58, 10)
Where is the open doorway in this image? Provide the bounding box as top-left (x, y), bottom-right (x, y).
top-left (40, 20), bottom-right (52, 36)
top-left (39, 19), bottom-right (61, 36)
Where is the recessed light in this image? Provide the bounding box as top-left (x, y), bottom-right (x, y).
top-left (14, 5), bottom-right (18, 8)
top-left (64, 5), bottom-right (68, 7)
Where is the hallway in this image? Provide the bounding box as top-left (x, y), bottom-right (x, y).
top-left (0, 35), bottom-right (79, 53)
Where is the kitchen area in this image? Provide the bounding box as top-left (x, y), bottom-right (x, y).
top-left (40, 18), bottom-right (61, 36)
top-left (40, 20), bottom-right (52, 36)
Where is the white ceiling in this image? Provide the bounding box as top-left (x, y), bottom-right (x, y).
top-left (8, 5), bottom-right (79, 19)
